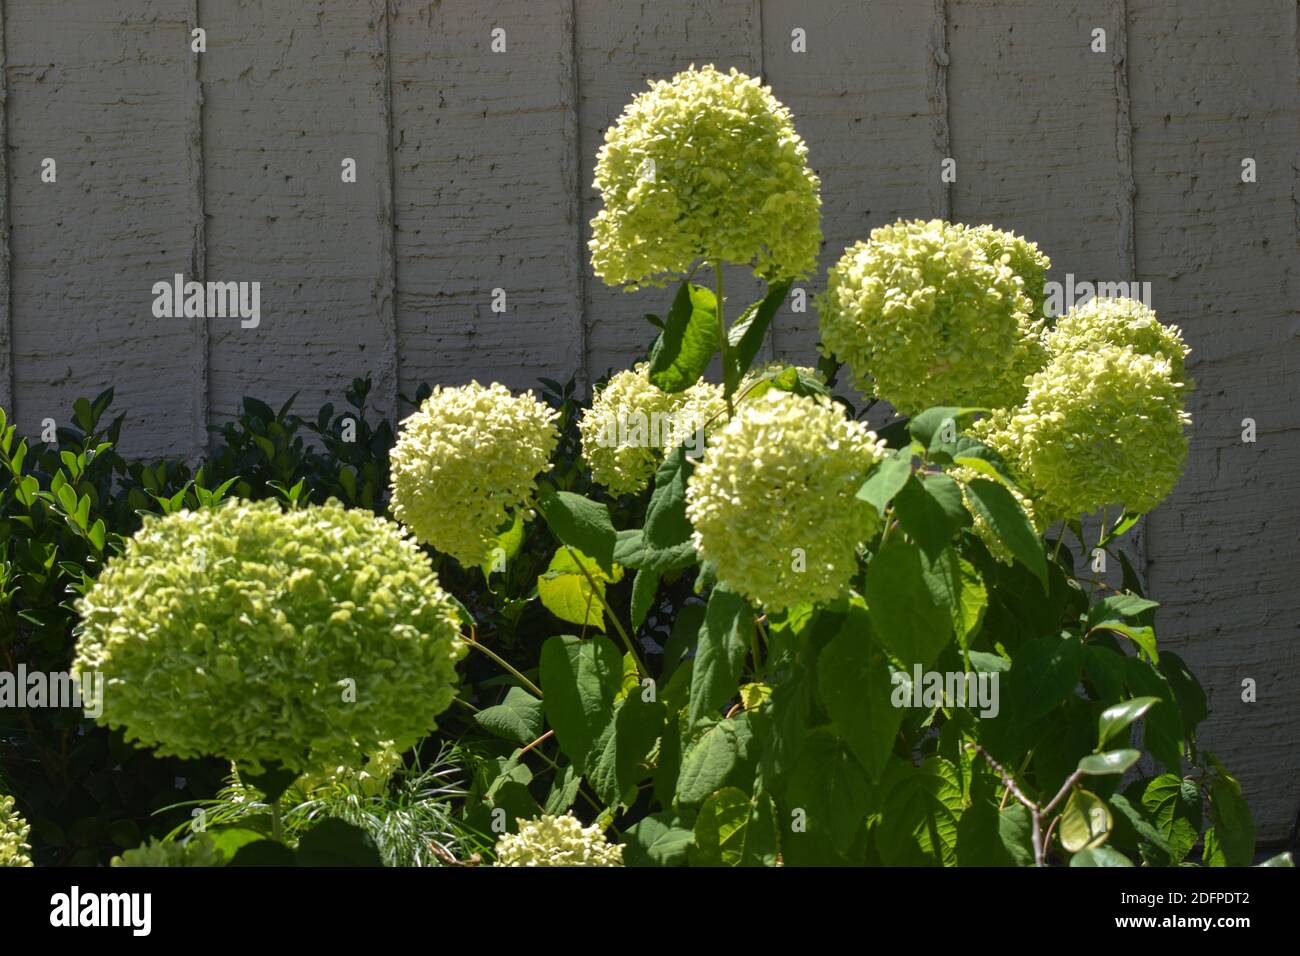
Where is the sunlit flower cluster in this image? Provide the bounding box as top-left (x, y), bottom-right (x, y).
top-left (589, 64), bottom-right (822, 289)
top-left (817, 219), bottom-right (1045, 413)
top-left (686, 390), bottom-right (886, 611)
top-left (0, 795), bottom-right (32, 867)
top-left (73, 500), bottom-right (466, 774)
top-left (390, 382), bottom-right (559, 567)
top-left (493, 813), bottom-right (623, 867)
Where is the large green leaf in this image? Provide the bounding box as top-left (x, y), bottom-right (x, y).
top-left (295, 819), bottom-right (384, 867)
top-left (1208, 774), bottom-right (1254, 866)
top-left (725, 279), bottom-right (793, 395)
top-left (588, 695), bottom-right (667, 807)
top-left (786, 730), bottom-right (872, 848)
top-left (538, 634), bottom-right (622, 773)
top-left (962, 478), bottom-right (1047, 588)
top-left (535, 486), bottom-right (617, 574)
top-left (855, 450), bottom-right (912, 516)
top-left (691, 786), bottom-right (778, 867)
top-left (1096, 696), bottom-right (1161, 749)
top-left (893, 473), bottom-right (969, 559)
top-left (648, 282), bottom-right (719, 393)
top-left (874, 757), bottom-right (963, 866)
top-left (644, 445), bottom-right (695, 551)
top-left (1059, 788), bottom-right (1111, 852)
top-left (864, 537), bottom-right (953, 667)
top-left (676, 716), bottom-right (753, 806)
top-left (1077, 749), bottom-right (1141, 776)
top-left (688, 586), bottom-right (753, 725)
top-left (622, 813), bottom-right (693, 867)
top-left (473, 687), bottom-right (544, 746)
top-left (1142, 774), bottom-right (1202, 863)
top-left (816, 608), bottom-right (905, 781)
top-left (536, 547), bottom-right (623, 631)
top-left (1069, 846), bottom-right (1134, 866)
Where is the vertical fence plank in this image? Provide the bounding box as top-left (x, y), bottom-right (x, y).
top-left (389, 0), bottom-right (582, 402)
top-left (202, 0), bottom-right (395, 425)
top-left (1128, 0), bottom-right (1300, 843)
top-left (5, 0), bottom-right (204, 458)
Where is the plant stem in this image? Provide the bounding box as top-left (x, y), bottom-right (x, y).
top-left (713, 261), bottom-right (734, 418)
top-left (271, 801), bottom-right (284, 844)
top-left (464, 631), bottom-right (543, 699)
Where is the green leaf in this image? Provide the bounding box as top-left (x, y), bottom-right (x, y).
top-left (1059, 788), bottom-right (1112, 852)
top-left (622, 813), bottom-right (693, 867)
top-left (535, 486), bottom-right (617, 574)
top-left (962, 478), bottom-right (1047, 588)
top-left (1070, 846), bottom-right (1134, 867)
top-left (473, 687), bottom-right (544, 746)
top-left (676, 717), bottom-right (750, 806)
top-left (1091, 620), bottom-right (1159, 664)
top-left (875, 757), bottom-right (963, 866)
top-left (1142, 774), bottom-right (1202, 863)
top-left (1158, 651), bottom-right (1207, 735)
top-left (688, 586), bottom-right (753, 725)
top-left (855, 450), bottom-right (912, 516)
top-left (538, 634), bottom-right (622, 774)
top-left (1208, 774), bottom-right (1255, 866)
top-left (1123, 660), bottom-right (1183, 771)
top-left (1109, 793), bottom-right (1177, 866)
top-left (543, 764), bottom-right (582, 816)
top-left (691, 787), bottom-right (749, 867)
top-left (661, 602), bottom-right (706, 683)
top-left (644, 445), bottom-right (694, 551)
top-left (817, 607), bottom-right (906, 781)
top-left (647, 282), bottom-right (719, 393)
top-left (588, 695), bottom-right (667, 807)
top-left (1097, 696), bottom-right (1161, 749)
top-left (908, 407), bottom-right (985, 448)
top-left (630, 567), bottom-right (661, 630)
top-left (1078, 749), bottom-right (1141, 776)
top-left (787, 730), bottom-right (873, 849)
top-left (295, 818), bottom-right (383, 867)
top-left (1088, 593), bottom-right (1160, 624)
top-left (893, 473), bottom-right (970, 559)
top-left (864, 537), bottom-right (953, 667)
top-left (955, 800), bottom-right (1033, 866)
top-left (537, 547), bottom-right (622, 631)
top-left (725, 279), bottom-right (792, 394)
top-left (1257, 852), bottom-right (1295, 867)
top-left (1009, 633), bottom-right (1085, 725)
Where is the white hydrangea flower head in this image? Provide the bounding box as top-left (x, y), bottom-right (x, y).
top-left (817, 219), bottom-right (1046, 414)
top-left (579, 364), bottom-right (726, 496)
top-left (958, 223), bottom-right (1053, 320)
top-left (589, 64), bottom-right (822, 289)
top-left (493, 814), bottom-right (623, 867)
top-left (390, 382), bottom-right (559, 567)
top-left (1046, 296), bottom-right (1190, 387)
top-left (686, 390), bottom-right (887, 611)
top-left (997, 345), bottom-right (1190, 520)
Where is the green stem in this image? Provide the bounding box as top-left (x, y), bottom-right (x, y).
top-left (713, 261), bottom-right (734, 418)
top-left (564, 546), bottom-right (647, 679)
top-left (465, 637), bottom-right (543, 699)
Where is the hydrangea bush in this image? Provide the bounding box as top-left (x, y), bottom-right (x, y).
top-left (43, 64), bottom-right (1275, 870)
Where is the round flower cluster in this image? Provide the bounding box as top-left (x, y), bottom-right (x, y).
top-left (817, 219), bottom-right (1045, 413)
top-left (1046, 296), bottom-right (1190, 386)
top-left (959, 224), bottom-right (1052, 320)
top-left (990, 346), bottom-right (1190, 520)
top-left (112, 835), bottom-right (227, 867)
top-left (579, 364), bottom-right (726, 495)
top-left (589, 64), bottom-right (822, 289)
top-left (493, 813), bottom-right (623, 867)
top-left (1, 795), bottom-right (33, 867)
top-left (686, 390), bottom-right (886, 611)
top-left (73, 500), bottom-right (466, 774)
top-left (390, 382), bottom-right (559, 567)
top-left (295, 741), bottom-right (404, 797)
